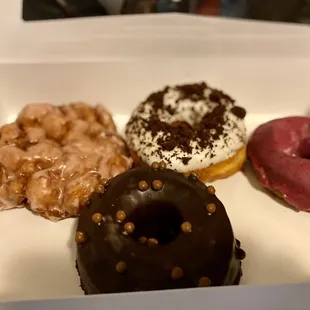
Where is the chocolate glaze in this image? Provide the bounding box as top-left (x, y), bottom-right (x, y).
top-left (76, 166), bottom-right (245, 294)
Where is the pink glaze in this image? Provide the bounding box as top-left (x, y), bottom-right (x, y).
top-left (247, 116), bottom-right (310, 211)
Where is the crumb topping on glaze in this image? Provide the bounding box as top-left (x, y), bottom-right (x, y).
top-left (125, 82), bottom-right (247, 172)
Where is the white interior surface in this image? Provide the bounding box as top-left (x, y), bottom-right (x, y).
top-left (0, 58), bottom-right (309, 302)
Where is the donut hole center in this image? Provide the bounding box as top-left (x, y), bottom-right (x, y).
top-left (298, 138), bottom-right (310, 159)
top-left (128, 202), bottom-right (183, 245)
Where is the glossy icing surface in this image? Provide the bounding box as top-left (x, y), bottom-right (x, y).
top-left (248, 116), bottom-right (310, 211)
top-left (76, 166), bottom-right (245, 294)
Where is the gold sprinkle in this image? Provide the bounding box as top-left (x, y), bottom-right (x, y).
top-left (138, 180), bottom-right (149, 192)
top-left (171, 267), bottom-right (184, 280)
top-left (152, 180), bottom-right (163, 191)
top-left (124, 222), bottom-right (135, 234)
top-left (116, 261), bottom-right (127, 273)
top-left (100, 177), bottom-right (109, 186)
top-left (92, 213), bottom-right (103, 224)
top-left (159, 161), bottom-right (166, 170)
top-left (207, 185), bottom-right (216, 195)
top-left (206, 203), bottom-right (216, 214)
top-left (139, 236), bottom-right (147, 244)
top-left (198, 277), bottom-right (211, 287)
top-left (95, 183), bottom-right (105, 193)
top-left (147, 238), bottom-right (159, 246)
top-left (116, 210), bottom-right (126, 222)
top-left (75, 231), bottom-right (87, 244)
top-left (181, 221), bottom-right (192, 233)
top-left (151, 162), bottom-right (160, 169)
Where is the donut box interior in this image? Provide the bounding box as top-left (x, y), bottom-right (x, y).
top-left (1, 12), bottom-right (310, 309)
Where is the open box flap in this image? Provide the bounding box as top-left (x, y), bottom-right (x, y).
top-left (2, 19), bottom-right (310, 63)
top-left (1, 282), bottom-right (310, 310)
top-left (1, 1), bottom-right (310, 63)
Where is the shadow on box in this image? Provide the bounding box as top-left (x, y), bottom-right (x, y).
top-left (0, 218), bottom-right (81, 302)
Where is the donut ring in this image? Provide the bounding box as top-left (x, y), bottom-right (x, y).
top-left (247, 116), bottom-right (310, 211)
top-left (125, 82), bottom-right (247, 183)
top-left (75, 164), bottom-right (246, 294)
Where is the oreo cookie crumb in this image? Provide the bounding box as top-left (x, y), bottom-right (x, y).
top-left (231, 106), bottom-right (246, 119)
top-left (181, 157), bottom-right (191, 165)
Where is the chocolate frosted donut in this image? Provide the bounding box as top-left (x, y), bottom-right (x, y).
top-left (125, 82), bottom-right (247, 182)
top-left (75, 164), bottom-right (245, 294)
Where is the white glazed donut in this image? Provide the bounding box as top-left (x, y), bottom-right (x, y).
top-left (125, 82), bottom-right (247, 182)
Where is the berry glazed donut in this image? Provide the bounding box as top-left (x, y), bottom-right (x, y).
top-left (125, 82), bottom-right (247, 183)
top-left (75, 163), bottom-right (246, 294)
top-left (247, 116), bottom-right (310, 211)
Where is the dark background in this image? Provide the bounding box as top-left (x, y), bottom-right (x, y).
top-left (22, 0), bottom-right (310, 24)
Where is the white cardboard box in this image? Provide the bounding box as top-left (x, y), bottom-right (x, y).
top-left (1, 0), bottom-right (310, 62)
top-left (0, 4), bottom-right (310, 308)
